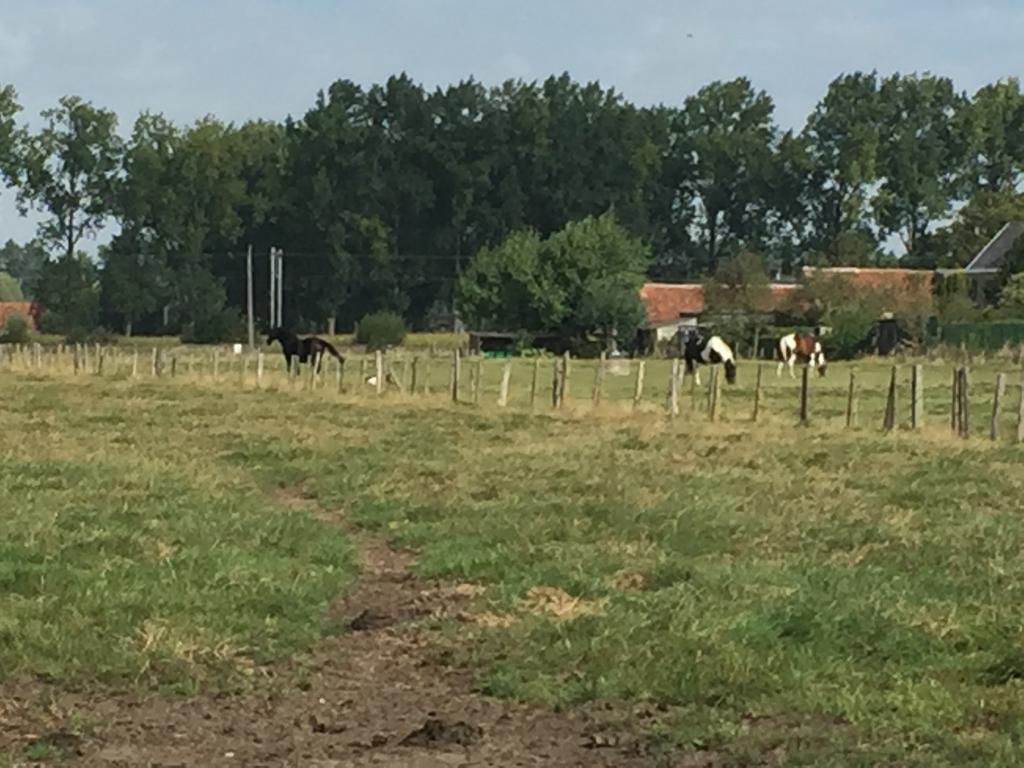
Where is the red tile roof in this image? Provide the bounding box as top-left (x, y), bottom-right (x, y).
top-left (640, 282), bottom-right (798, 325)
top-left (640, 283), bottom-right (704, 325)
top-left (800, 267), bottom-right (934, 310)
top-left (0, 302), bottom-right (40, 331)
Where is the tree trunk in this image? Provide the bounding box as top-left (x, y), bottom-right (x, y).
top-left (125, 319), bottom-right (133, 338)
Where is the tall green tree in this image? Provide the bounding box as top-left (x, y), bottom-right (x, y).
top-left (958, 78), bottom-right (1024, 193)
top-left (0, 84), bottom-right (21, 191)
top-left (801, 72), bottom-right (881, 261)
top-left (34, 252), bottom-right (100, 333)
top-left (456, 212), bottom-right (648, 339)
top-left (670, 78), bottom-right (777, 273)
top-left (14, 96), bottom-right (123, 259)
top-left (874, 74), bottom-right (965, 258)
top-left (0, 239), bottom-right (48, 298)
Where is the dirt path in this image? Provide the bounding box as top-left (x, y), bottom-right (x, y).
top-left (0, 493), bottom-right (690, 767)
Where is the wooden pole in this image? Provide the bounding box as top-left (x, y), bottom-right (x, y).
top-left (73, 345), bottom-right (80, 375)
top-left (951, 367), bottom-right (960, 434)
top-left (257, 352), bottom-right (264, 388)
top-left (991, 372), bottom-right (1006, 441)
top-left (246, 244), bottom-right (256, 351)
top-left (668, 358), bottom-right (680, 417)
top-left (471, 359), bottom-right (481, 404)
top-left (1016, 373), bottom-right (1024, 444)
top-left (559, 351), bottom-right (571, 407)
top-left (959, 367), bottom-right (970, 438)
top-left (632, 360), bottom-right (646, 411)
top-left (846, 369), bottom-right (858, 429)
top-left (800, 365), bottom-right (810, 425)
top-left (911, 364), bottom-right (923, 429)
top-left (709, 366), bottom-right (722, 422)
top-left (451, 349), bottom-right (461, 402)
top-left (551, 358), bottom-right (562, 409)
top-left (530, 357), bottom-right (540, 410)
top-left (422, 357), bottom-right (431, 395)
top-left (498, 361), bottom-right (512, 407)
top-left (309, 353), bottom-right (319, 391)
top-left (150, 348), bottom-right (158, 377)
top-left (375, 350), bottom-right (384, 396)
top-left (131, 350), bottom-right (138, 379)
top-left (592, 352), bottom-right (606, 407)
top-left (410, 357), bottom-right (419, 395)
top-left (883, 365), bottom-right (898, 432)
top-left (213, 350), bottom-right (220, 381)
top-left (170, 356), bottom-right (177, 377)
top-left (752, 363), bottom-right (763, 422)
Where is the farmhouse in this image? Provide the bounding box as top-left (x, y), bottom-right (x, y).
top-left (0, 301), bottom-right (41, 331)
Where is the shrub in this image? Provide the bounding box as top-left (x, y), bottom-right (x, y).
top-left (355, 311), bottom-right (406, 351)
top-left (181, 309), bottom-right (246, 344)
top-left (0, 312), bottom-right (30, 343)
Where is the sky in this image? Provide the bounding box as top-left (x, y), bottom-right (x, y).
top-left (1, 0), bottom-right (1023, 250)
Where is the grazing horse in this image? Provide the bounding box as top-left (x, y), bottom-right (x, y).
top-left (266, 328), bottom-right (344, 373)
top-left (680, 330), bottom-right (737, 385)
top-left (777, 332), bottom-right (826, 378)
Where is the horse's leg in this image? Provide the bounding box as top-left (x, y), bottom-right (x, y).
top-left (788, 358), bottom-right (796, 379)
top-left (694, 368), bottom-right (701, 387)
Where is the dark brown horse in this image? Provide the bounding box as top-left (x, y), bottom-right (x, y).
top-left (267, 328), bottom-right (344, 373)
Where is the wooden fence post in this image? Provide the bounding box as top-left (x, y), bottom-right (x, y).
top-left (410, 357), bottom-right (419, 395)
top-left (471, 359), bottom-right (481, 404)
top-left (422, 357), bottom-right (431, 395)
top-left (951, 367), bottom-right (960, 434)
top-left (752, 363), bottom-right (763, 422)
top-left (256, 352), bottom-right (264, 388)
top-left (668, 358), bottom-right (680, 417)
top-left (709, 366), bottom-right (722, 422)
top-left (308, 353), bottom-right (319, 391)
top-left (451, 349), bottom-right (461, 403)
top-left (82, 344), bottom-right (90, 374)
top-left (530, 357), bottom-right (540, 410)
top-left (800, 365), bottom-right (810, 425)
top-left (1017, 373), bottom-right (1024, 444)
top-left (375, 350), bottom-right (384, 396)
top-left (846, 369), bottom-right (858, 429)
top-left (559, 351), bottom-right (571, 407)
top-left (959, 367), bottom-right (970, 438)
top-left (991, 373), bottom-right (1006, 441)
top-left (170, 356), bottom-right (177, 377)
top-left (632, 360), bottom-right (645, 411)
top-left (551, 358), bottom-right (562, 409)
top-left (911, 364), bottom-right (923, 429)
top-left (592, 352), bottom-right (606, 407)
top-left (498, 361), bottom-right (512, 407)
top-left (883, 365), bottom-right (898, 432)
top-left (73, 345), bottom-right (80, 375)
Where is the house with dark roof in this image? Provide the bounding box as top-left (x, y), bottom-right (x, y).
top-left (964, 222), bottom-right (1024, 276)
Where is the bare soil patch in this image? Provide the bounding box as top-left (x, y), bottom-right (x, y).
top-left (0, 489), bottom-right (691, 766)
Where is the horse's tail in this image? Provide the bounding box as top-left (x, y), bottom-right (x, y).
top-left (724, 359), bottom-right (737, 384)
top-left (320, 339), bottom-right (344, 362)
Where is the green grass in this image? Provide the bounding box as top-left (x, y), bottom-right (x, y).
top-left (3, 356), bottom-right (1024, 764)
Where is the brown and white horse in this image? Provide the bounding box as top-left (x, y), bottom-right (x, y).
top-left (777, 332), bottom-right (826, 378)
top-left (681, 329), bottom-right (737, 385)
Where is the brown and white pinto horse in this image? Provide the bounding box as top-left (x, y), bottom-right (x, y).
top-left (777, 332), bottom-right (826, 378)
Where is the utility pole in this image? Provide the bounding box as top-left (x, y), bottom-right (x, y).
top-left (245, 244), bottom-right (256, 350)
top-left (269, 247), bottom-right (277, 330)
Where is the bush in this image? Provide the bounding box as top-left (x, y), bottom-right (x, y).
top-left (355, 311), bottom-right (406, 351)
top-left (0, 312), bottom-right (30, 343)
top-left (181, 309), bottom-right (246, 344)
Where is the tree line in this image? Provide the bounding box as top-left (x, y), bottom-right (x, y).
top-left (0, 71), bottom-right (1022, 339)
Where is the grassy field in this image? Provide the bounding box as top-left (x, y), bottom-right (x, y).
top-left (3, 355), bottom-right (1024, 765)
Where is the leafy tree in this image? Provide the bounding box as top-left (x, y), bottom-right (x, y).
top-left (33, 253), bottom-right (100, 334)
top-left (13, 96), bottom-right (123, 259)
top-left (704, 250), bottom-right (772, 314)
top-left (671, 78), bottom-right (777, 273)
top-left (0, 239), bottom-right (48, 298)
top-left (0, 271), bottom-right (23, 301)
top-left (456, 212), bottom-right (648, 340)
top-left (0, 84), bottom-right (21, 190)
top-left (958, 79), bottom-right (1024, 194)
top-left (916, 190), bottom-right (1024, 270)
top-left (801, 72), bottom-right (882, 261)
top-left (874, 74), bottom-right (965, 258)
top-left (355, 310), bottom-right (407, 350)
top-left (998, 273), bottom-right (1024, 315)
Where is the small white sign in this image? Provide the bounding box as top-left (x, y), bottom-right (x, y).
top-left (232, 343), bottom-right (243, 355)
